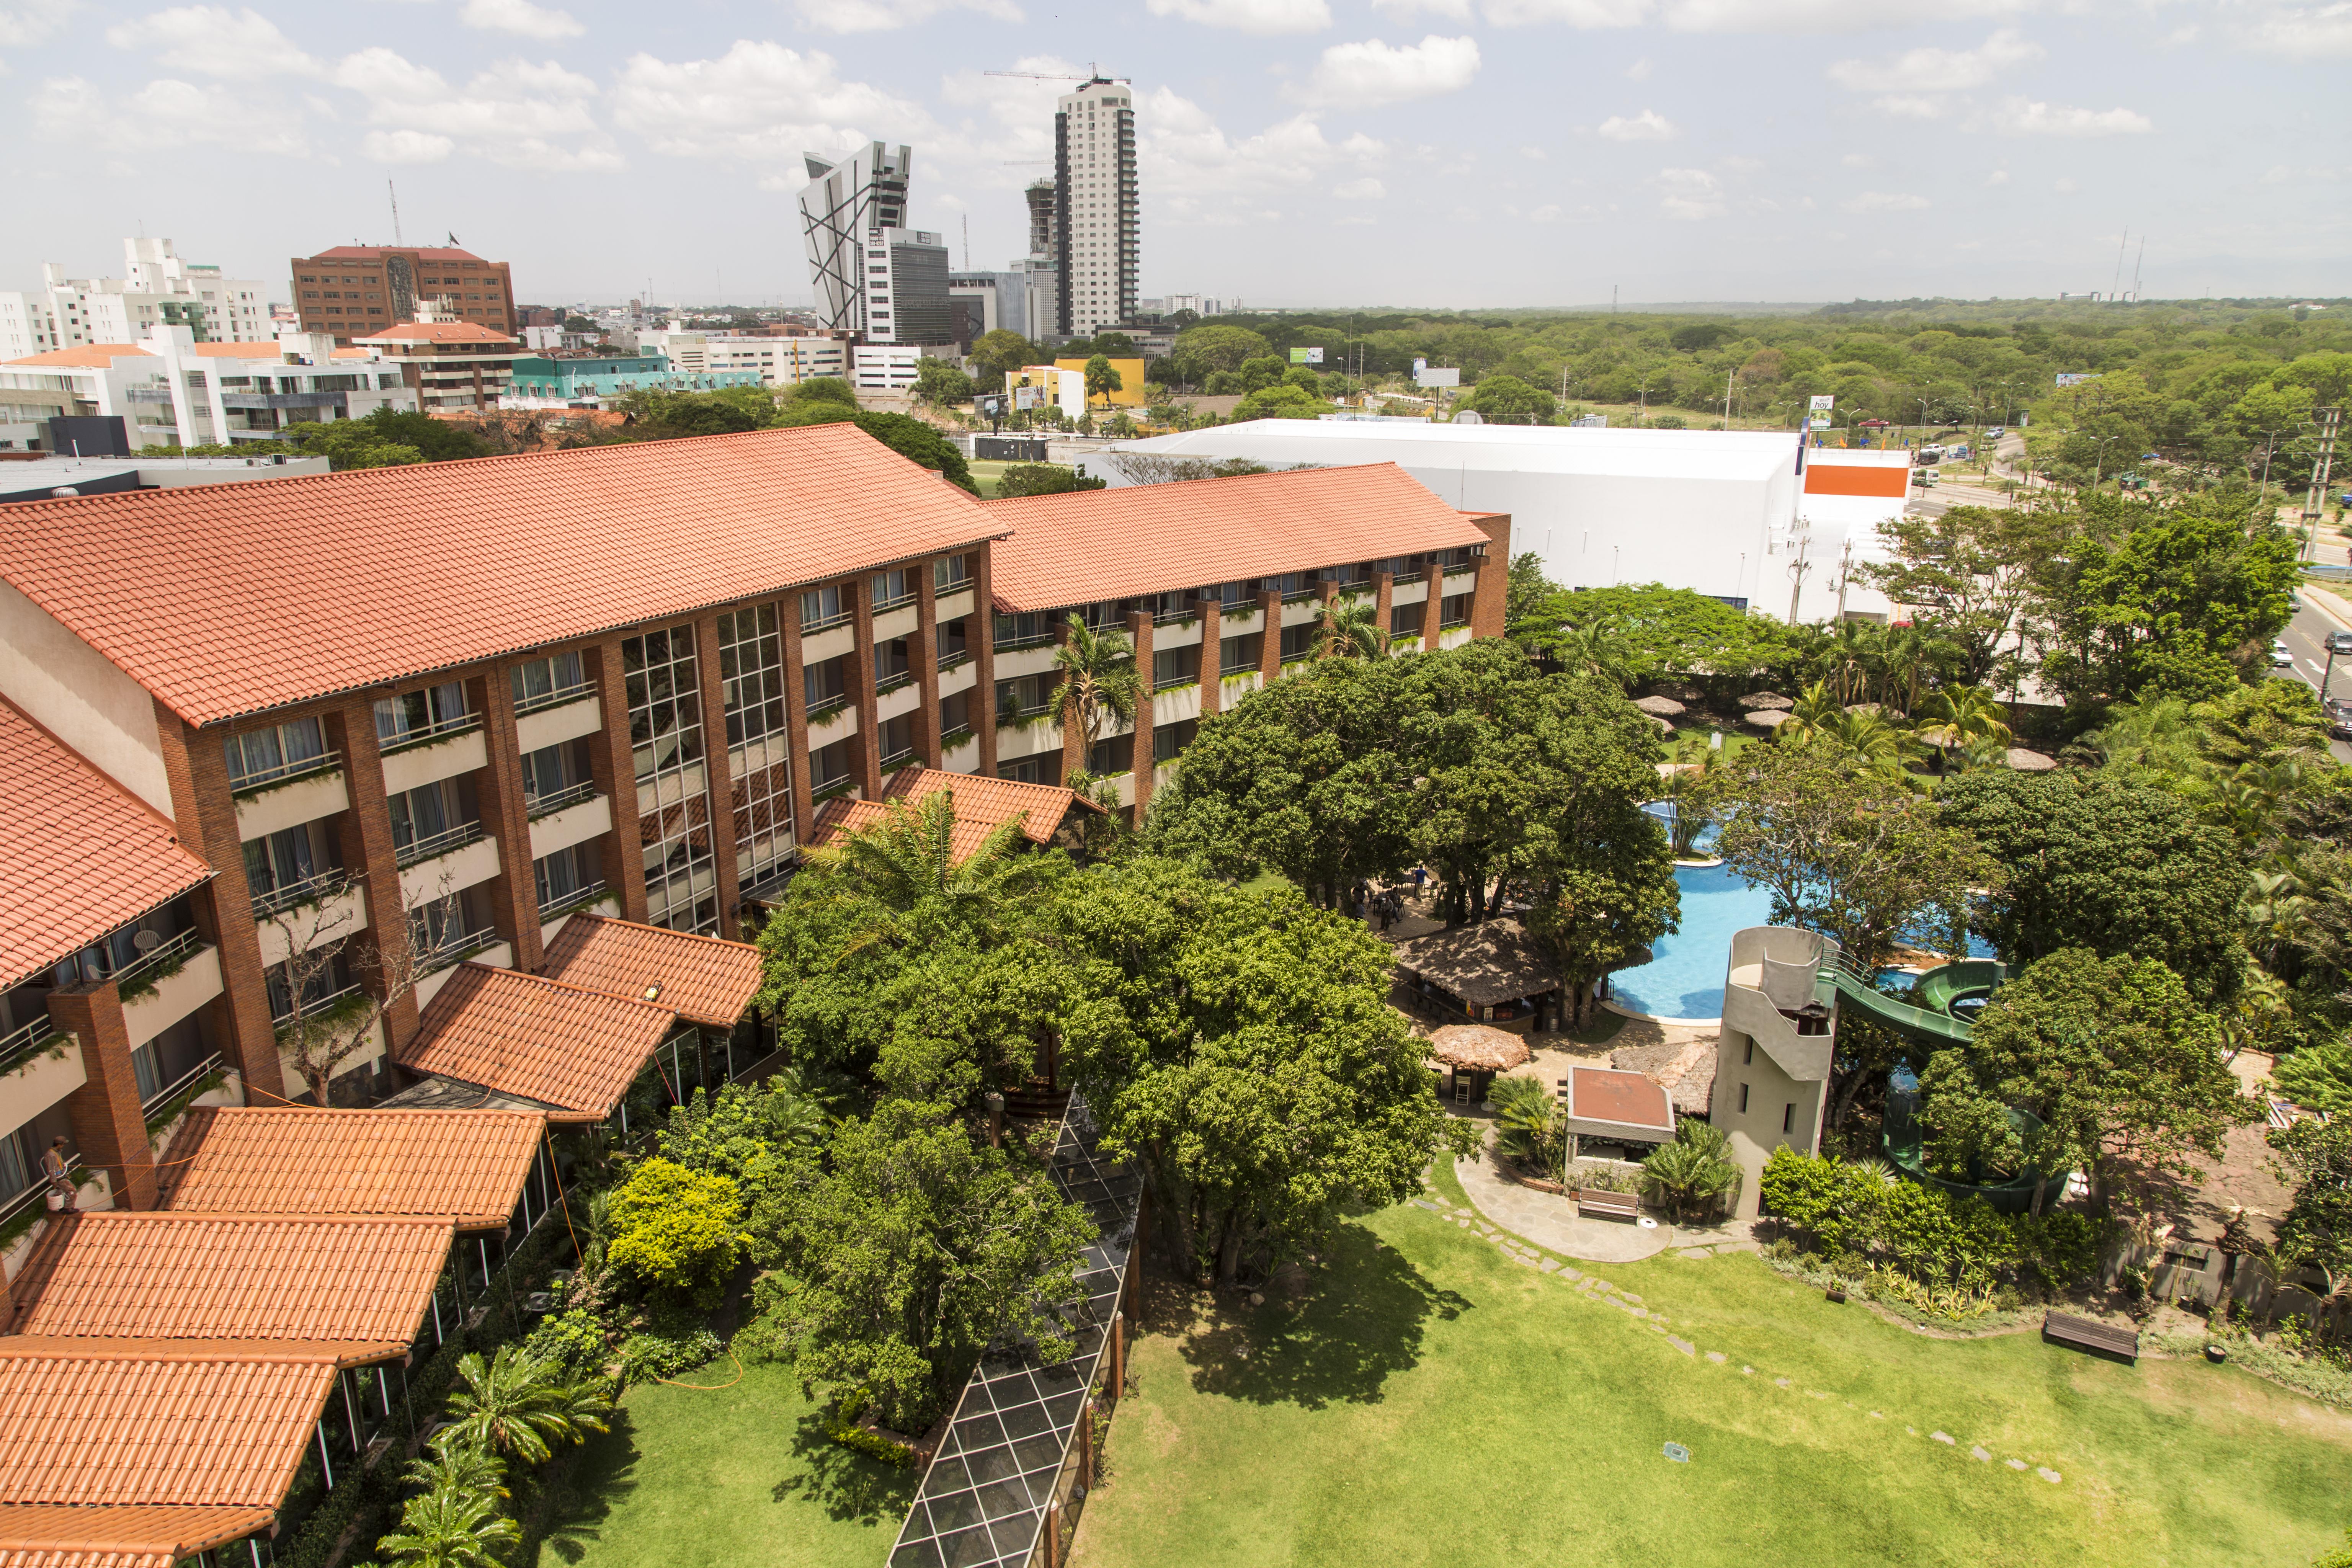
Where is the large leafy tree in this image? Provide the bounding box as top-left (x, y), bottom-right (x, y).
top-left (1918, 950), bottom-right (2259, 1214)
top-left (1051, 858), bottom-right (1479, 1283)
top-left (1463, 373), bottom-right (1558, 425)
top-left (967, 328), bottom-right (1044, 385)
top-left (1171, 323), bottom-right (1272, 377)
top-left (2267, 1115), bottom-right (2352, 1301)
top-left (762, 1095), bottom-right (1093, 1432)
top-left (1711, 738), bottom-right (1996, 970)
top-left (1517, 584), bottom-right (1790, 688)
top-left (1937, 769), bottom-right (2246, 1006)
top-left (1852, 505), bottom-right (2057, 686)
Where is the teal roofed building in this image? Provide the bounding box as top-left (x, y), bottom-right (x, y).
top-left (506, 354), bottom-right (763, 403)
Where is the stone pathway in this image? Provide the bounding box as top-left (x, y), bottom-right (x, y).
top-left (1405, 1187), bottom-right (2073, 1491)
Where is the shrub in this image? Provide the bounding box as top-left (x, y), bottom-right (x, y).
top-left (604, 1158), bottom-right (748, 1306)
top-left (620, 1325), bottom-right (723, 1383)
top-left (825, 1389), bottom-right (918, 1468)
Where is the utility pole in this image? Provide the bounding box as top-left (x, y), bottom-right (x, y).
top-left (2304, 406), bottom-right (2342, 534)
top-left (1723, 366), bottom-right (1734, 428)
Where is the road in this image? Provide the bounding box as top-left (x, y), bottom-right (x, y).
top-left (2270, 591), bottom-right (2352, 764)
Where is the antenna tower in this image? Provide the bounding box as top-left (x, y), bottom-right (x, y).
top-left (389, 180), bottom-right (403, 246)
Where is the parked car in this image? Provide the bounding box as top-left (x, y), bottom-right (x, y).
top-left (2273, 640), bottom-right (2296, 667)
top-left (2328, 630), bottom-right (2352, 655)
top-left (2328, 698), bottom-right (2352, 740)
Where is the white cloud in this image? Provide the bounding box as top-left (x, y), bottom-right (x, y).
top-left (105, 5), bottom-right (319, 79)
top-left (1292, 34), bottom-right (1479, 107)
top-left (1624, 54), bottom-right (1653, 78)
top-left (1660, 0), bottom-right (2029, 30)
top-left (2238, 2), bottom-right (2352, 56)
top-left (2053, 176), bottom-right (2077, 191)
top-left (1140, 85), bottom-right (1385, 219)
top-left (459, 0), bottom-right (583, 40)
top-left (362, 127), bottom-right (452, 163)
top-left (31, 68), bottom-right (314, 157)
top-left (1842, 189), bottom-right (1929, 211)
top-left (791, 0), bottom-right (1021, 33)
top-left (1841, 152), bottom-right (1873, 167)
top-left (1333, 176), bottom-right (1386, 198)
top-left (1530, 203), bottom-right (1563, 221)
top-left (28, 74), bottom-right (104, 138)
top-left (2259, 164), bottom-right (2290, 183)
top-left (1985, 168), bottom-right (2009, 184)
top-left (1483, 0), bottom-right (1648, 26)
top-left (1597, 107), bottom-right (1674, 139)
top-left (1146, 0), bottom-right (1331, 32)
top-left (1992, 96), bottom-right (2153, 135)
top-left (2, 0), bottom-right (82, 65)
top-left (1870, 93), bottom-right (1945, 118)
top-left (1656, 165), bottom-right (1723, 219)
top-left (1825, 28), bottom-right (2040, 91)
top-left (613, 41), bottom-right (929, 165)
top-left (335, 47), bottom-right (621, 170)
top-left (1372, 0), bottom-right (1472, 18)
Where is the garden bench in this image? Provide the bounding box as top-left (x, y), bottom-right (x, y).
top-left (1576, 1190), bottom-right (1640, 1222)
top-left (2042, 1311), bottom-right (2138, 1364)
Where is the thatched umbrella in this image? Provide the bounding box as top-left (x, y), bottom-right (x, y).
top-left (1739, 691), bottom-right (1792, 710)
top-left (1428, 1024), bottom-right (1532, 1073)
top-left (2006, 747), bottom-right (2058, 772)
top-left (1633, 694), bottom-right (1687, 719)
top-left (1745, 709), bottom-right (1792, 731)
top-left (1652, 715), bottom-right (1676, 734)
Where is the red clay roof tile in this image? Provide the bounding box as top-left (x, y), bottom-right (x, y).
top-left (6, 1212), bottom-right (453, 1349)
top-left (0, 425), bottom-right (1005, 727)
top-left (396, 963), bottom-right (676, 1121)
top-left (0, 1343), bottom-right (344, 1506)
top-left (810, 769), bottom-right (1097, 864)
top-left (539, 914), bottom-right (763, 1029)
top-left (158, 1107), bottom-right (542, 1231)
top-left (0, 700), bottom-right (213, 991)
top-left (982, 463), bottom-right (1489, 613)
top-left (0, 346), bottom-right (150, 368)
top-left (0, 1503), bottom-right (276, 1568)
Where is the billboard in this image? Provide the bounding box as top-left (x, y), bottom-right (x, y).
top-left (1289, 346), bottom-right (1325, 364)
top-left (1415, 366), bottom-right (1460, 389)
top-left (1809, 394), bottom-right (1835, 413)
top-left (2055, 372), bottom-right (2097, 387)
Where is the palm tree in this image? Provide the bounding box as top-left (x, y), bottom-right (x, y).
top-left (1874, 624), bottom-right (1942, 714)
top-left (375, 1485), bottom-right (519, 1568)
top-left (1659, 736), bottom-right (1722, 857)
top-left (1770, 679), bottom-right (1845, 740)
top-left (820, 790), bottom-right (1042, 922)
top-left (441, 1345), bottom-right (610, 1466)
top-left (1816, 618), bottom-right (1876, 703)
top-left (1538, 618), bottom-right (1635, 688)
top-left (1312, 595), bottom-right (1388, 660)
top-left (1820, 710), bottom-right (1923, 780)
top-left (1490, 1076), bottom-right (1564, 1181)
top-left (1912, 684), bottom-right (2013, 756)
top-left (403, 1433), bottom-right (510, 1502)
top-left (1050, 614), bottom-right (1140, 759)
top-left (1637, 1120), bottom-right (1743, 1222)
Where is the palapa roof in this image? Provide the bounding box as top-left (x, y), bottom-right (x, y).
top-left (2, 1212), bottom-right (453, 1351)
top-left (811, 767), bottom-right (1102, 864)
top-left (1391, 918), bottom-right (1563, 1006)
top-left (1610, 1037), bottom-right (1718, 1114)
top-left (158, 1107), bottom-right (542, 1231)
top-left (395, 963), bottom-right (678, 1123)
top-left (1744, 709), bottom-right (1791, 730)
top-left (2006, 747), bottom-right (2058, 772)
top-left (1632, 694), bottom-right (1686, 717)
top-left (0, 1504), bottom-right (276, 1568)
top-left (1426, 1024), bottom-right (1531, 1072)
top-left (1738, 691), bottom-right (1792, 710)
top-left (540, 913), bottom-right (763, 1029)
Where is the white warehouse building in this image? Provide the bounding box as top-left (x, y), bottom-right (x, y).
top-left (1095, 421), bottom-right (1914, 623)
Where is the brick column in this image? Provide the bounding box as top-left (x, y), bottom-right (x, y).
top-left (851, 578), bottom-right (884, 799)
top-left (1126, 609), bottom-right (1156, 814)
top-left (328, 699), bottom-right (420, 1053)
top-left (780, 608), bottom-right (818, 846)
top-left (693, 614), bottom-right (743, 926)
top-left (1374, 571), bottom-right (1396, 657)
top-left (973, 546), bottom-right (1002, 777)
top-left (913, 567), bottom-right (944, 770)
top-left (469, 668), bottom-right (543, 973)
top-left (583, 637), bottom-right (649, 922)
top-left (1197, 598), bottom-right (1222, 722)
top-left (46, 982), bottom-right (157, 1210)
top-left (1468, 515), bottom-right (1513, 640)
top-left (152, 701), bottom-right (285, 1105)
top-left (1256, 589), bottom-right (1282, 686)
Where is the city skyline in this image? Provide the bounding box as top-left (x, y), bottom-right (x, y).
top-left (0, 0), bottom-right (2344, 309)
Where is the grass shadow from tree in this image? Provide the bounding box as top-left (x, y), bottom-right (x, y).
top-left (767, 1405), bottom-right (923, 1527)
top-left (519, 1409), bottom-right (640, 1566)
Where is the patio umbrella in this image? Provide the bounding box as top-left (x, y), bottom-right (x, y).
top-left (1428, 1024), bottom-right (1532, 1073)
top-left (1652, 715), bottom-right (1676, 733)
top-left (1633, 695), bottom-right (1687, 718)
top-left (1745, 709), bottom-right (1792, 731)
top-left (1738, 691), bottom-right (1792, 710)
top-left (2006, 747), bottom-right (2058, 772)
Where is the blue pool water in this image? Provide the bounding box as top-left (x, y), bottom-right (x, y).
top-left (1609, 860), bottom-right (1776, 1022)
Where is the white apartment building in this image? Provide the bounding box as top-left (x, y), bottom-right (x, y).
top-left (1054, 79), bottom-right (1138, 338)
top-left (629, 329), bottom-right (849, 387)
top-left (0, 238), bottom-right (270, 359)
top-left (0, 327), bottom-right (417, 451)
top-left (799, 142), bottom-right (912, 337)
top-left (852, 343), bottom-right (927, 396)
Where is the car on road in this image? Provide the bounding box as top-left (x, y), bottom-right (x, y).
top-left (1984, 426), bottom-right (2005, 439)
top-left (2274, 640), bottom-right (2297, 667)
top-left (2329, 631), bottom-right (2352, 655)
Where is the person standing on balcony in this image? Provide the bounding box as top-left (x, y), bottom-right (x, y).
top-left (39, 1138), bottom-right (76, 1212)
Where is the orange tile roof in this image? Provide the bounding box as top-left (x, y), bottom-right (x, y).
top-left (350, 322), bottom-right (516, 345)
top-left (0, 424), bottom-right (1006, 727)
top-left (810, 769), bottom-right (1097, 864)
top-left (0, 1342), bottom-right (344, 1506)
top-left (397, 963), bottom-right (676, 1121)
top-left (6, 1212), bottom-right (454, 1349)
top-left (0, 1504), bottom-right (276, 1568)
top-left (2, 346), bottom-right (149, 369)
top-left (159, 1107), bottom-right (542, 1231)
top-left (311, 245), bottom-right (488, 263)
top-left (540, 914), bottom-right (764, 1029)
top-left (0, 699), bottom-right (214, 991)
top-left (982, 462), bottom-right (1491, 613)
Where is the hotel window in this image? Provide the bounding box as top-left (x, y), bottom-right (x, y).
top-left (718, 603), bottom-right (795, 890)
top-left (998, 756), bottom-right (1052, 785)
top-left (534, 843), bottom-right (595, 912)
top-left (375, 681), bottom-right (472, 748)
top-left (804, 655), bottom-right (849, 714)
top-left (510, 649), bottom-right (587, 714)
top-left (800, 582), bottom-right (851, 632)
top-left (1220, 632), bottom-right (1263, 675)
top-left (243, 822), bottom-right (342, 913)
top-left (1152, 647), bottom-right (1197, 690)
top-left (520, 740), bottom-right (593, 812)
top-left (1390, 601), bottom-right (1425, 638)
top-left (1153, 719), bottom-right (1197, 764)
top-left (872, 568), bottom-right (916, 611)
top-left (1279, 624), bottom-right (1316, 662)
top-left (388, 777), bottom-right (479, 864)
top-left (810, 739), bottom-right (853, 794)
top-left (1088, 734), bottom-right (1133, 776)
top-left (1439, 593), bottom-right (1472, 630)
top-left (224, 716), bottom-right (329, 790)
top-left (623, 624), bottom-right (716, 935)
top-left (933, 554), bottom-right (972, 592)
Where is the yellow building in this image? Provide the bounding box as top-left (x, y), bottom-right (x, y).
top-left (1054, 356), bottom-right (1145, 407)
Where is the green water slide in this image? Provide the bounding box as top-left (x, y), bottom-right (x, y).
top-left (1818, 957), bottom-right (2007, 1047)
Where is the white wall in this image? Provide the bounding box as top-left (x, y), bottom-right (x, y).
top-left (0, 578), bottom-right (171, 813)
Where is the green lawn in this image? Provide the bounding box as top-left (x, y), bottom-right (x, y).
top-left (1668, 724), bottom-right (1756, 759)
top-left (526, 1358), bottom-right (913, 1568)
top-left (967, 459), bottom-right (1011, 498)
top-left (1074, 1159), bottom-right (2352, 1568)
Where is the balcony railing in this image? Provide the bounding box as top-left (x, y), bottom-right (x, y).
top-left (875, 671), bottom-right (915, 697)
top-left (801, 608), bottom-right (854, 635)
top-left (113, 928), bottom-right (204, 999)
top-left (939, 725), bottom-right (974, 750)
top-left (514, 678), bottom-right (594, 718)
top-left (418, 926), bottom-right (501, 973)
top-left (880, 747), bottom-right (917, 773)
top-left (1443, 561), bottom-right (1478, 579)
top-left (1153, 604), bottom-right (1196, 626)
top-left (229, 747), bottom-right (341, 797)
top-left (993, 631), bottom-right (1054, 653)
top-left (538, 881), bottom-right (609, 921)
top-left (1393, 570), bottom-right (1426, 586)
top-left (937, 649), bottom-right (973, 673)
top-left (526, 781), bottom-right (598, 820)
top-left (810, 777), bottom-right (855, 805)
top-left (1153, 672), bottom-right (1197, 692)
top-left (1282, 588), bottom-right (1319, 604)
top-left (0, 1016), bottom-right (63, 1078)
top-left (141, 1051), bottom-right (225, 1123)
top-left (272, 979), bottom-right (362, 1028)
top-left (250, 871), bottom-right (348, 920)
top-left (872, 590), bottom-right (918, 615)
top-left (395, 819), bottom-right (487, 869)
top-left (805, 694), bottom-right (851, 724)
top-left (380, 711), bottom-right (481, 756)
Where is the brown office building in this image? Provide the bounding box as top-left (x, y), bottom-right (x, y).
top-left (288, 245), bottom-right (518, 344)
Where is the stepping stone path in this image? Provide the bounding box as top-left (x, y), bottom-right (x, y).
top-left (1706, 1352), bottom-right (1727, 1365)
top-left (1970, 1447), bottom-right (1992, 1462)
top-left (1667, 1336), bottom-right (1696, 1357)
top-left (2006, 1459), bottom-right (2027, 1471)
top-left (1931, 1432), bottom-right (1955, 1446)
top-left (2037, 1468), bottom-right (2062, 1485)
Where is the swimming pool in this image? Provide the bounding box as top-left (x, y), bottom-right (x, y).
top-left (1607, 859), bottom-right (1777, 1023)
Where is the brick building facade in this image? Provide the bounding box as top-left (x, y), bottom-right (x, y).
top-left (288, 244), bottom-right (517, 344)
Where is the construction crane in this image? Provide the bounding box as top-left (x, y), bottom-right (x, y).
top-left (983, 64), bottom-right (1129, 83)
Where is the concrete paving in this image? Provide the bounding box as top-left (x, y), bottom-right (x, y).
top-left (1453, 1145), bottom-right (1679, 1263)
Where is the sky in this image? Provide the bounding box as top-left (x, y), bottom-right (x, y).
top-left (1, 0), bottom-right (2345, 310)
